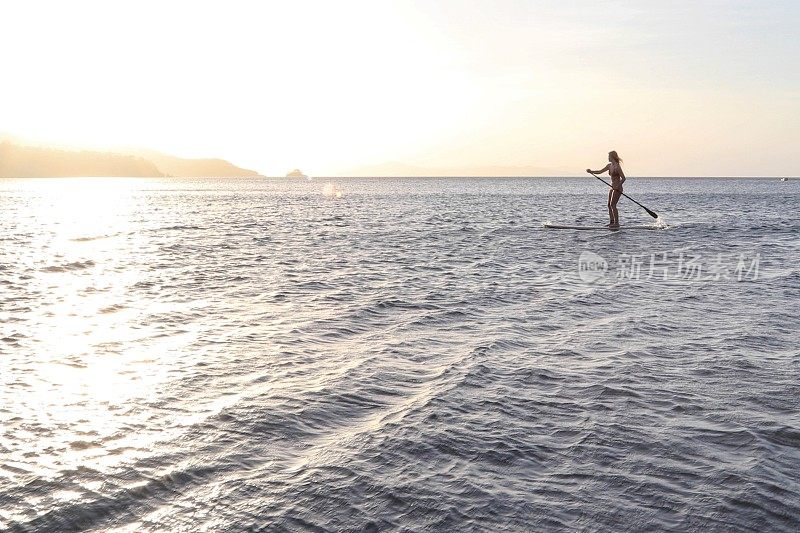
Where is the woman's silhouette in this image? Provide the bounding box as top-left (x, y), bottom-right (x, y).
top-left (587, 151), bottom-right (625, 227)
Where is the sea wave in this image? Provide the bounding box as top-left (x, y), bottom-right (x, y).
top-left (1, 177), bottom-right (799, 532)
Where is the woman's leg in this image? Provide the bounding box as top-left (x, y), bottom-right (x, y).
top-left (607, 190), bottom-right (614, 224)
top-left (610, 189), bottom-right (622, 225)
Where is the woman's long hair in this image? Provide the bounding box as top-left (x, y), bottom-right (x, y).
top-left (609, 151), bottom-right (623, 164)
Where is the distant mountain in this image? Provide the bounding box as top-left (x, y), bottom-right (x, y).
top-left (0, 141), bottom-right (259, 178)
top-left (343, 161), bottom-right (576, 177)
top-left (132, 149), bottom-right (260, 178)
top-left (0, 142), bottom-right (163, 178)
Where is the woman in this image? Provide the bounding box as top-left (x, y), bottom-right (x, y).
top-left (587, 151), bottom-right (625, 227)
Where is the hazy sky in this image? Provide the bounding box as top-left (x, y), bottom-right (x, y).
top-left (2, 0), bottom-right (798, 176)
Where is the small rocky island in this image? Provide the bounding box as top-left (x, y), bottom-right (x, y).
top-left (285, 169), bottom-right (309, 179)
top-left (0, 141), bottom-right (260, 178)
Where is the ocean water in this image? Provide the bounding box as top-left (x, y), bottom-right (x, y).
top-left (1, 177), bottom-right (798, 532)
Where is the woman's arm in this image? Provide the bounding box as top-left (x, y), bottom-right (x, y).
top-left (586, 164), bottom-right (610, 175)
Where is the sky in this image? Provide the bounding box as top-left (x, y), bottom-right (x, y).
top-left (1, 0), bottom-right (798, 176)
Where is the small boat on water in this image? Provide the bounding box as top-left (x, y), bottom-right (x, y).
top-left (780, 177), bottom-right (789, 182)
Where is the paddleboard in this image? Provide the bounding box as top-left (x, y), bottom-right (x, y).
top-left (543, 223), bottom-right (662, 231)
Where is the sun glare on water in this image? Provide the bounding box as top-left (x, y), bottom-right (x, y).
top-left (0, 178), bottom-right (205, 482)
top-left (322, 182), bottom-right (344, 198)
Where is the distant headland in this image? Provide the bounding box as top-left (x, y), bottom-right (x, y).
top-left (0, 141), bottom-right (260, 178)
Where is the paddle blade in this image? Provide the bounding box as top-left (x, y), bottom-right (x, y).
top-left (645, 208), bottom-right (658, 219)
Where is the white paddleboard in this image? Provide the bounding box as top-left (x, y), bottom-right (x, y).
top-left (543, 223), bottom-right (662, 231)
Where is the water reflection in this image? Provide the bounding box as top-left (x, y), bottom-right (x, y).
top-left (1, 179), bottom-right (185, 486)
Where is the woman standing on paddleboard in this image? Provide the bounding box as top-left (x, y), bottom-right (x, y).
top-left (587, 151), bottom-right (625, 227)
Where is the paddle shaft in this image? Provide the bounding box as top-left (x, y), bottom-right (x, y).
top-left (587, 171), bottom-right (658, 219)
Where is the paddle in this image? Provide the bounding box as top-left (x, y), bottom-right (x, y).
top-left (586, 170), bottom-right (659, 219)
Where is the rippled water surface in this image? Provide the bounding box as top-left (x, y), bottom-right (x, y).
top-left (1, 177), bottom-right (799, 531)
